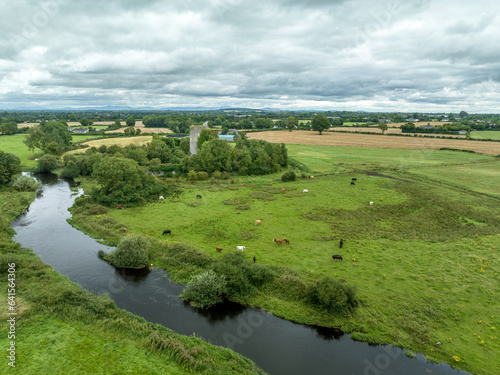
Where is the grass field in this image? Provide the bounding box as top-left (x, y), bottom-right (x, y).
top-left (76, 143), bottom-right (500, 375)
top-left (0, 134), bottom-right (38, 168)
top-left (470, 131), bottom-right (500, 140)
top-left (64, 136), bottom-right (154, 156)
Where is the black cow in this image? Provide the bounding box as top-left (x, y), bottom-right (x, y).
top-left (350, 181), bottom-right (355, 185)
top-left (340, 238), bottom-right (344, 248)
top-left (332, 254), bottom-right (343, 261)
top-left (196, 194), bottom-right (202, 199)
top-left (352, 178), bottom-right (357, 181)
top-left (253, 256), bottom-right (256, 263)
top-left (162, 229), bottom-right (172, 235)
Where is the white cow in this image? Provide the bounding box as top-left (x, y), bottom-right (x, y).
top-left (159, 196), bottom-right (164, 200)
top-left (303, 189), bottom-right (308, 193)
top-left (369, 201), bottom-right (374, 206)
top-left (236, 246), bottom-right (245, 251)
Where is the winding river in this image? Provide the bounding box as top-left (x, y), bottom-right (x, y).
top-left (11, 174), bottom-right (471, 375)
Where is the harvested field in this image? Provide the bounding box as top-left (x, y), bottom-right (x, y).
top-left (331, 127), bottom-right (464, 138)
top-left (18, 121), bottom-right (173, 134)
top-left (64, 136), bottom-right (153, 156)
top-left (247, 130), bottom-right (500, 155)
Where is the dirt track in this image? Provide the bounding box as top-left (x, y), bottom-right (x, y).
top-left (246, 131), bottom-right (500, 156)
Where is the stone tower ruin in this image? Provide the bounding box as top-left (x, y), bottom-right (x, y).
top-left (189, 122), bottom-right (209, 154)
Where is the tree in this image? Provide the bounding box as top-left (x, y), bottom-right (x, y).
top-left (311, 114), bottom-right (330, 135)
top-left (197, 128), bottom-right (217, 151)
top-left (377, 123), bottom-right (389, 134)
top-left (0, 121), bottom-right (19, 135)
top-left (23, 121), bottom-right (72, 154)
top-left (459, 111), bottom-right (468, 118)
top-left (198, 139), bottom-right (232, 173)
top-left (79, 118), bottom-right (93, 126)
top-left (0, 150), bottom-right (21, 186)
top-left (401, 122), bottom-right (416, 132)
top-left (125, 116), bottom-right (136, 127)
top-left (285, 116), bottom-right (298, 132)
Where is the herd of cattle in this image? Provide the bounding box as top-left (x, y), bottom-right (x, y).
top-left (115, 177), bottom-right (371, 265)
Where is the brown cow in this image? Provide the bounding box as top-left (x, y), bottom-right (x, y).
top-left (115, 204), bottom-right (124, 209)
top-left (282, 238), bottom-right (289, 244)
top-left (255, 220), bottom-right (262, 226)
top-left (216, 247), bottom-right (223, 252)
top-left (273, 238), bottom-right (283, 245)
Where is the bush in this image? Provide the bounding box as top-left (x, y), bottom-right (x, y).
top-left (61, 160), bottom-right (80, 178)
top-left (307, 277), bottom-right (358, 315)
top-left (180, 270), bottom-right (228, 308)
top-left (281, 170), bottom-right (296, 182)
top-left (272, 274), bottom-right (308, 300)
top-left (89, 205), bottom-right (108, 215)
top-left (197, 171), bottom-right (209, 181)
top-left (211, 255), bottom-right (255, 301)
top-left (11, 175), bottom-right (41, 191)
top-left (35, 155), bottom-right (58, 173)
top-left (107, 235), bottom-right (150, 268)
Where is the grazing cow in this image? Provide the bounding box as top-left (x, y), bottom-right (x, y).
top-left (159, 196), bottom-right (164, 201)
top-left (273, 238), bottom-right (284, 245)
top-left (236, 246), bottom-right (245, 251)
top-left (352, 178), bottom-right (357, 181)
top-left (253, 256), bottom-right (256, 263)
top-left (255, 220), bottom-right (262, 226)
top-left (282, 238), bottom-right (290, 244)
top-left (216, 247), bottom-right (223, 252)
top-left (350, 182), bottom-right (355, 185)
top-left (115, 204), bottom-right (124, 209)
top-left (332, 254), bottom-right (343, 261)
top-left (162, 229), bottom-right (172, 235)
top-left (281, 188), bottom-right (286, 192)
top-left (196, 194), bottom-right (202, 199)
top-left (340, 238), bottom-right (344, 248)
top-left (310, 176), bottom-right (315, 179)
top-left (303, 189), bottom-right (308, 193)
top-left (369, 201), bottom-right (374, 206)
top-left (121, 227), bottom-right (128, 233)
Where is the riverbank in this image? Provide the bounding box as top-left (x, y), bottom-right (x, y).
top-left (0, 188), bottom-right (266, 374)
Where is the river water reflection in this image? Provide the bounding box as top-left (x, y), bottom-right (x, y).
top-left (11, 174), bottom-right (471, 375)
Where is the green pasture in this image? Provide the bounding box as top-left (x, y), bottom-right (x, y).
top-left (286, 144), bottom-right (494, 172)
top-left (98, 169), bottom-right (500, 375)
top-left (407, 160), bottom-right (500, 198)
top-left (469, 130), bottom-right (500, 140)
top-left (0, 134), bottom-right (38, 168)
top-left (342, 122), bottom-right (368, 126)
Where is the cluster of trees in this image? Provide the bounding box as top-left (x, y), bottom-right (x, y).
top-left (0, 121), bottom-right (26, 135)
top-left (23, 121), bottom-right (72, 155)
top-left (401, 122), bottom-right (471, 134)
top-left (59, 135), bottom-right (287, 204)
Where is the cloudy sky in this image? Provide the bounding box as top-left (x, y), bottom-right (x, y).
top-left (0, 0), bottom-right (499, 112)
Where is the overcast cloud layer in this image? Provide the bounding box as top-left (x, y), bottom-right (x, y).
top-left (0, 0), bottom-right (499, 112)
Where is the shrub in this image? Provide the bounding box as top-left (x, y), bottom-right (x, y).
top-left (281, 170), bottom-right (296, 182)
top-left (197, 171), bottom-right (209, 181)
top-left (61, 160), bottom-right (80, 178)
top-left (11, 175), bottom-right (41, 191)
top-left (180, 270), bottom-right (228, 308)
top-left (35, 155), bottom-right (58, 173)
top-left (89, 205), bottom-right (108, 215)
top-left (211, 256), bottom-right (255, 301)
top-left (107, 235), bottom-right (150, 268)
top-left (272, 274), bottom-right (308, 300)
top-left (307, 277), bottom-right (358, 315)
